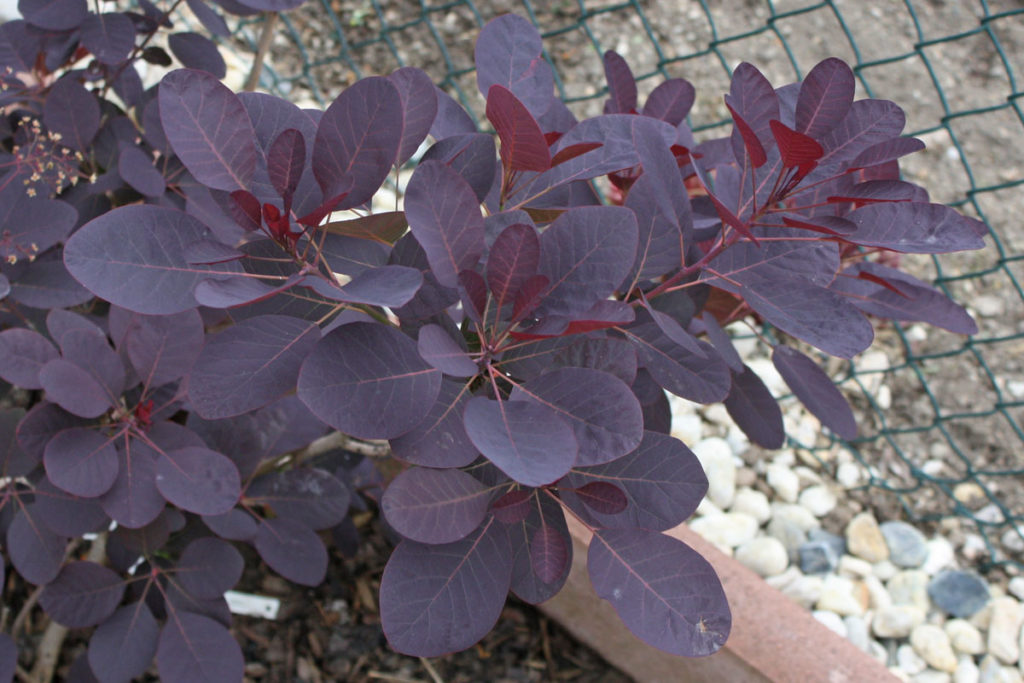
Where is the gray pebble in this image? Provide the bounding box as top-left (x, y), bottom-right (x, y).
top-left (928, 570), bottom-right (991, 618)
top-left (881, 520), bottom-right (929, 568)
top-left (799, 540), bottom-right (840, 574)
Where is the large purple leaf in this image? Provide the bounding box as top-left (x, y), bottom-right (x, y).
top-left (624, 322), bottom-right (730, 404)
top-left (65, 204), bottom-right (243, 314)
top-left (845, 202), bottom-right (986, 253)
top-left (562, 430), bottom-right (707, 530)
top-left (0, 409), bottom-right (34, 477)
top-left (307, 265), bottom-right (423, 309)
top-left (57, 329), bottom-right (125, 400)
top-left (0, 328), bottom-right (58, 389)
top-left (7, 507), bottom-right (66, 584)
top-left (88, 602), bottom-right (160, 683)
top-left (724, 365), bottom-right (785, 448)
top-left (642, 78), bottom-right (695, 126)
top-left (8, 250), bottom-right (93, 309)
top-left (530, 523), bottom-right (569, 584)
top-left (38, 561), bottom-right (124, 628)
top-left (602, 50), bottom-right (637, 114)
top-left (159, 69), bottom-right (257, 191)
top-left (404, 160), bottom-right (485, 289)
top-left (536, 206), bottom-right (638, 317)
top-left (38, 359), bottom-right (114, 418)
top-left (32, 478), bottom-right (108, 537)
top-left (186, 0), bottom-right (229, 37)
top-left (507, 490), bottom-right (571, 603)
top-left (43, 427), bottom-right (118, 498)
top-left (382, 467), bottom-right (492, 545)
top-left (421, 133), bottom-right (497, 203)
top-left (818, 99), bottom-right (906, 167)
top-left (550, 336), bottom-right (638, 385)
top-left (488, 222), bottom-right (540, 311)
top-left (202, 509), bottom-right (257, 542)
top-left (155, 612), bottom-right (244, 683)
top-left (703, 237), bottom-right (838, 294)
top-left (313, 77), bottom-right (402, 206)
top-left (19, 0), bottom-right (86, 30)
top-left (188, 315), bottom-right (320, 419)
top-left (119, 146), bottom-right (167, 198)
top-left (429, 86), bottom-right (477, 141)
top-left (513, 367), bottom-right (642, 467)
top-left (741, 276), bottom-right (875, 358)
top-left (16, 402), bottom-right (87, 462)
top-left (463, 396), bottom-right (577, 487)
top-left (830, 261), bottom-right (976, 335)
top-left (474, 14), bottom-right (553, 118)
top-left (100, 435), bottom-right (165, 529)
top-left (849, 136), bottom-right (925, 170)
top-left (81, 12), bottom-right (135, 65)
top-left (388, 67), bottom-right (438, 166)
top-left (380, 521), bottom-right (513, 657)
top-left (772, 345), bottom-right (857, 440)
top-left (112, 308), bottom-right (204, 388)
top-left (487, 84), bottom-right (551, 172)
top-left (589, 528), bottom-right (731, 657)
top-left (0, 180), bottom-right (78, 262)
top-left (253, 516), bottom-right (327, 586)
top-left (177, 537), bottom-right (244, 599)
top-left (42, 77), bottom-right (100, 153)
top-left (417, 324), bottom-right (478, 377)
top-left (154, 447), bottom-right (240, 515)
top-left (297, 322), bottom-right (441, 440)
top-left (389, 379), bottom-right (478, 468)
top-left (246, 468), bottom-right (349, 530)
top-left (796, 58), bottom-right (855, 139)
top-left (725, 62), bottom-right (779, 157)
top-left (168, 33), bottom-right (226, 79)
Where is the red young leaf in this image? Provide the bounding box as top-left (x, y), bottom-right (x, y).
top-left (491, 489), bottom-right (532, 524)
top-left (575, 481), bottom-right (627, 515)
top-left (530, 524), bottom-right (569, 584)
top-left (486, 84), bottom-right (551, 172)
top-left (550, 142), bottom-right (602, 167)
top-left (726, 102), bottom-right (767, 167)
top-left (228, 190), bottom-right (262, 232)
top-left (780, 214), bottom-right (856, 236)
top-left (267, 127), bottom-right (305, 207)
top-left (769, 119), bottom-right (823, 176)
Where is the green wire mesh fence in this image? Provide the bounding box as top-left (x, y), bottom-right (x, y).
top-left (225, 0), bottom-right (1024, 572)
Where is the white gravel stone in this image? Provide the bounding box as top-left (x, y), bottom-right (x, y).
top-left (875, 560), bottom-right (901, 581)
top-left (875, 605), bottom-right (927, 638)
top-left (955, 656), bottom-right (980, 683)
top-left (837, 461), bottom-right (865, 488)
top-left (671, 411), bottom-right (703, 445)
top-left (845, 614), bottom-right (871, 652)
top-left (945, 619), bottom-right (986, 656)
top-left (978, 654), bottom-right (1023, 683)
top-left (817, 575), bottom-right (866, 617)
top-left (923, 538), bottom-right (957, 576)
top-left (813, 610), bottom-right (848, 637)
top-left (870, 640), bottom-right (889, 665)
top-left (731, 487), bottom-right (771, 524)
top-left (771, 503), bottom-right (821, 532)
top-left (911, 623), bottom-right (959, 673)
top-left (766, 464), bottom-right (801, 503)
top-left (890, 570), bottom-right (931, 613)
top-left (899, 643), bottom-right (929, 675)
top-left (987, 597), bottom-right (1022, 665)
top-left (735, 536), bottom-right (789, 577)
top-left (848, 512), bottom-right (890, 562)
top-left (689, 512), bottom-right (759, 550)
top-left (781, 574), bottom-right (825, 609)
top-left (915, 672), bottom-right (952, 683)
top-left (839, 555), bottom-right (874, 579)
top-left (865, 574), bottom-right (894, 610)
top-left (799, 484), bottom-right (838, 517)
top-left (695, 497), bottom-right (723, 517)
top-left (693, 437), bottom-right (737, 509)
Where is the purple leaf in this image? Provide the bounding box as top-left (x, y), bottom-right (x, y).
top-left (8, 250), bottom-right (93, 309)
top-left (819, 99), bottom-right (906, 166)
top-left (382, 467), bottom-right (492, 544)
top-left (7, 507), bottom-right (66, 584)
top-left (551, 336), bottom-right (638, 385)
top-left (726, 102), bottom-right (767, 168)
top-left (463, 396), bottom-right (577, 487)
top-left (155, 447), bottom-right (240, 515)
top-left (562, 430), bottom-right (707, 530)
top-left (19, 0), bottom-right (86, 30)
top-left (307, 265), bottom-right (423, 308)
top-left (323, 211), bottom-right (407, 244)
top-left (769, 119), bottom-right (824, 176)
top-left (536, 206), bottom-right (638, 317)
top-left (56, 329), bottom-right (125, 400)
top-left (186, 0), bottom-right (230, 37)
top-left (159, 69), bottom-right (257, 191)
top-left (389, 379), bottom-right (478, 468)
top-left (458, 269), bottom-right (487, 323)
top-left (177, 537), bottom-right (244, 599)
top-left (168, 33), bottom-right (226, 78)
top-left (772, 345), bottom-right (857, 440)
top-left (81, 12), bottom-right (135, 65)
top-left (118, 146), bottom-right (167, 198)
top-left (507, 491), bottom-right (570, 603)
top-left (589, 528), bottom-right (730, 657)
top-left (491, 489), bottom-right (531, 524)
top-left (624, 148), bottom-right (689, 284)
top-left (16, 402), bottom-right (87, 462)
top-left (0, 409), bottom-right (34, 477)
top-left (487, 85), bottom-right (551, 172)
top-left (602, 50), bottom-right (637, 114)
top-left (487, 223), bottom-right (540, 311)
top-left (193, 274), bottom-right (301, 309)
top-left (44, 427), bottom-right (119, 498)
top-left (475, 14), bottom-right (553, 118)
top-left (624, 321), bottom-right (730, 404)
top-left (642, 79), bottom-right (695, 126)
top-left (699, 314), bottom-right (744, 373)
top-left (530, 524), bottom-right (569, 584)
top-left (845, 202), bottom-right (987, 253)
top-left (514, 367), bottom-right (643, 467)
top-left (388, 67), bottom-right (438, 166)
top-left (39, 561), bottom-right (124, 628)
top-left (88, 602), bottom-right (159, 683)
top-left (100, 435), bottom-right (165, 529)
top-left (32, 478), bottom-right (108, 537)
top-left (421, 133), bottom-right (497, 203)
top-left (688, 160), bottom-right (759, 245)
top-left (724, 365), bottom-right (785, 448)
top-left (725, 63), bottom-right (779, 155)
top-left (246, 468), bottom-right (349, 530)
top-left (741, 276), bottom-right (874, 359)
top-left (780, 214), bottom-right (856, 236)
top-left (404, 160), bottom-right (485, 289)
top-left (188, 315), bottom-right (320, 419)
top-left (39, 360), bottom-right (114, 418)
top-left (0, 183), bottom-right (77, 262)
top-left (380, 521), bottom-right (513, 657)
top-left (0, 635), bottom-right (14, 683)
top-left (828, 179), bottom-right (919, 205)
top-left (830, 261), bottom-right (976, 335)
top-left (267, 128), bottom-right (305, 204)
top-left (575, 481), bottom-right (627, 515)
top-left (156, 613), bottom-right (244, 683)
top-left (428, 86), bottom-right (477, 141)
top-left (703, 236), bottom-right (838, 294)
top-left (230, 0), bottom-right (306, 11)
top-left (313, 77), bottom-right (402, 207)
top-left (202, 509), bottom-right (257, 542)
top-left (114, 308), bottom-right (204, 388)
top-left (417, 324), bottom-right (478, 377)
top-left (796, 58), bottom-right (855, 139)
top-left (42, 77), bottom-right (100, 152)
top-left (227, 190), bottom-right (262, 232)
top-left (65, 204), bottom-right (244, 314)
top-left (253, 516), bottom-right (327, 586)
top-left (298, 323), bottom-right (441, 439)
top-left (0, 328), bottom-right (58, 389)
top-left (849, 136), bottom-right (925, 170)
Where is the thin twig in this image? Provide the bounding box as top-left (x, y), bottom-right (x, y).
top-left (244, 12), bottom-right (279, 92)
top-left (419, 657), bottom-right (445, 683)
top-left (300, 431), bottom-right (391, 460)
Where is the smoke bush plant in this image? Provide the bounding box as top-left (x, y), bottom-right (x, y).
top-left (0, 8), bottom-right (985, 680)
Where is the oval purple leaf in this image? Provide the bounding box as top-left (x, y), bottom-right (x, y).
top-left (154, 447), bottom-right (240, 515)
top-left (388, 378), bottom-right (478, 469)
top-left (491, 489), bottom-right (531, 524)
top-left (253, 516), bottom-right (327, 587)
top-left (417, 324), bottom-right (478, 377)
top-left (38, 359), bottom-right (114, 419)
top-left (19, 0), bottom-right (87, 33)
top-left (574, 481), bottom-right (628, 515)
top-left (723, 365), bottom-right (785, 449)
top-left (474, 14), bottom-right (553, 118)
top-left (7, 507), bottom-right (66, 584)
top-left (507, 491), bottom-right (571, 604)
top-left (119, 145), bottom-right (166, 198)
top-left (177, 537), bottom-right (244, 600)
top-left (202, 508), bottom-right (258, 542)
top-left (167, 32), bottom-right (226, 79)
top-left (530, 524), bottom-right (569, 584)
top-left (382, 467), bottom-right (491, 545)
top-left (42, 77), bottom-right (100, 152)
top-left (772, 345), bottom-right (857, 440)
top-left (246, 468), bottom-right (349, 530)
top-left (116, 308), bottom-right (204, 388)
top-left (298, 322), bottom-right (441, 440)
top-left (81, 12), bottom-right (135, 65)
top-left (39, 561), bottom-right (124, 628)
top-left (156, 612), bottom-right (244, 683)
top-left (100, 436), bottom-right (165, 529)
top-left (0, 328), bottom-right (58, 389)
top-left (796, 57), bottom-right (855, 139)
top-left (44, 427), bottom-right (119, 498)
top-left (388, 67), bottom-right (438, 166)
top-left (88, 602), bottom-right (160, 683)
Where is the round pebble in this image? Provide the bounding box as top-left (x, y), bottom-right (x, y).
top-left (881, 520), bottom-right (930, 568)
top-left (813, 610), bottom-right (848, 637)
top-left (766, 464), bottom-right (800, 503)
top-left (874, 605), bottom-right (927, 639)
top-left (985, 597), bottom-right (1022, 665)
top-left (954, 655), bottom-right (979, 683)
top-left (945, 619), bottom-right (985, 656)
top-left (689, 512), bottom-right (759, 549)
top-left (898, 643), bottom-right (928, 675)
top-left (799, 484), bottom-right (837, 517)
top-left (731, 487), bottom-right (771, 524)
top-left (911, 623), bottom-right (959, 673)
top-left (889, 570), bottom-right (931, 613)
top-left (929, 570), bottom-right (992, 619)
top-left (693, 437), bottom-right (736, 509)
top-left (847, 512), bottom-right (890, 563)
top-left (817, 575), bottom-right (866, 617)
top-left (922, 538), bottom-right (956, 576)
top-left (735, 537), bottom-right (789, 577)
